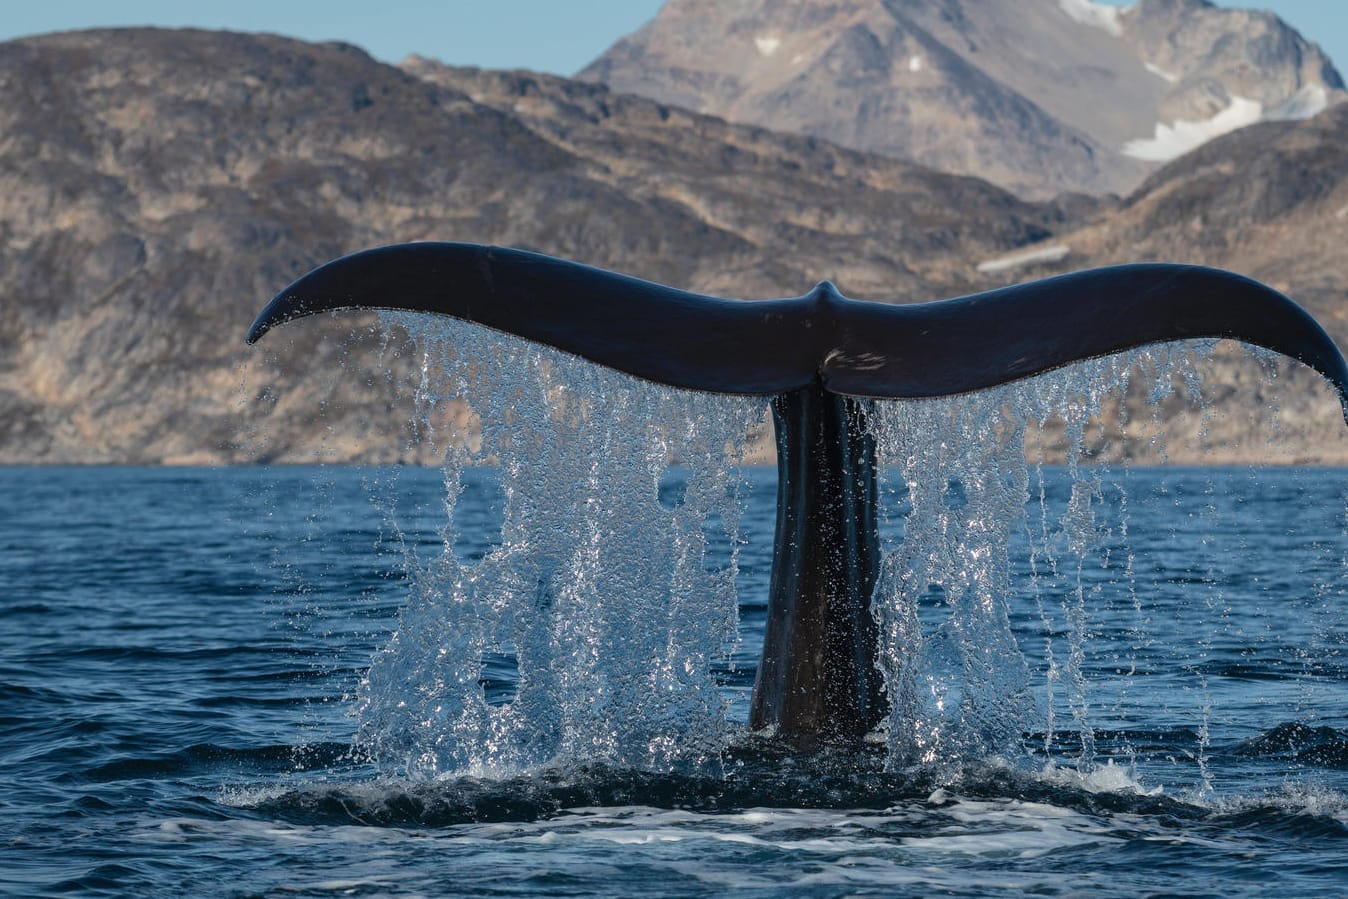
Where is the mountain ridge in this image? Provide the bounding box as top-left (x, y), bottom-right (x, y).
top-left (0, 28), bottom-right (1073, 465)
top-left (581, 0), bottom-right (1344, 197)
top-left (1, 27), bottom-right (1345, 464)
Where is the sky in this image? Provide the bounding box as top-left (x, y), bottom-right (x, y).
top-left (2, 1), bottom-right (1345, 78)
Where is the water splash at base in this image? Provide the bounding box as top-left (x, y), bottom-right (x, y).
top-left (869, 347), bottom-right (1207, 769)
top-left (356, 316), bottom-right (763, 777)
top-left (345, 323), bottom-right (1339, 784)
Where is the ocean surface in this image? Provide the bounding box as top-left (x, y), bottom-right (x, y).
top-left (2, 463), bottom-right (1346, 897)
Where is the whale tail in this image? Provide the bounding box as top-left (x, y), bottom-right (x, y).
top-left (248, 242), bottom-right (1348, 419)
top-left (249, 242), bottom-right (1348, 743)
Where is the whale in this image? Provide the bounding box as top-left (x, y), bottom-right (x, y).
top-left (248, 241), bottom-right (1348, 745)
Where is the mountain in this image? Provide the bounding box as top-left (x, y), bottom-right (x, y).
top-left (580, 0), bottom-right (1344, 198)
top-left (0, 28), bottom-right (1071, 465)
top-left (1, 28), bottom-right (1344, 466)
top-left (971, 100), bottom-right (1348, 461)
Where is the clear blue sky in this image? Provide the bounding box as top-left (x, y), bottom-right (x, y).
top-left (3, 1), bottom-right (1343, 78)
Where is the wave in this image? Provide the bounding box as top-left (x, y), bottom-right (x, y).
top-left (80, 741), bottom-right (356, 783)
top-left (213, 722), bottom-right (1348, 832)
top-left (1231, 722), bottom-right (1348, 767)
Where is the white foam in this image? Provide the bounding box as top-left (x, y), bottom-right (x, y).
top-left (909, 797), bottom-right (1125, 858)
top-left (137, 815), bottom-right (409, 848)
top-left (755, 36), bottom-right (781, 57)
top-left (1039, 760), bottom-right (1163, 796)
top-left (976, 244), bottom-right (1071, 274)
top-left (1058, 0), bottom-right (1125, 37)
top-left (1122, 96), bottom-right (1263, 162)
top-left (521, 803), bottom-right (1120, 864)
top-left (1213, 783), bottom-right (1348, 824)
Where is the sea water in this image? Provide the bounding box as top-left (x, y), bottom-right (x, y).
top-left (3, 324), bottom-right (1348, 896)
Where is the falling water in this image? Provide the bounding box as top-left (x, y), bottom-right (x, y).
top-left (867, 345), bottom-right (1212, 771)
top-left (10, 329), bottom-right (1348, 896)
top-left (356, 315), bottom-right (763, 777)
top-left (350, 321), bottom-right (1333, 782)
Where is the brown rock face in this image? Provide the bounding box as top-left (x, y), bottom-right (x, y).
top-left (580, 0), bottom-right (1344, 198)
top-left (976, 102), bottom-right (1348, 463)
top-left (0, 28), bottom-right (1069, 465)
top-left (2, 27), bottom-right (1346, 466)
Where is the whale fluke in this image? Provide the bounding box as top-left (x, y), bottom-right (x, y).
top-left (248, 242), bottom-right (817, 395)
top-left (249, 242), bottom-right (1348, 744)
top-left (248, 242), bottom-right (1348, 420)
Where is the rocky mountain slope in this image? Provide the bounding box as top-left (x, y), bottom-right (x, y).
top-left (967, 100), bottom-right (1348, 462)
top-left (1, 28), bottom-right (1345, 466)
top-left (0, 28), bottom-right (1072, 465)
top-left (581, 0), bottom-right (1344, 198)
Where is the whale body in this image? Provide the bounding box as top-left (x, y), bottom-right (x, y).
top-left (249, 242), bottom-right (1348, 744)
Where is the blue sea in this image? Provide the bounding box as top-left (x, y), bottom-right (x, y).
top-left (2, 463), bottom-right (1346, 897)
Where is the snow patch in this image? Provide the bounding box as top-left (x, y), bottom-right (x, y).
top-left (976, 244), bottom-right (1071, 274)
top-left (1271, 83), bottom-right (1330, 120)
top-left (754, 36), bottom-right (781, 57)
top-left (1058, 0), bottom-right (1124, 37)
top-left (1122, 96), bottom-right (1263, 162)
top-left (908, 55), bottom-right (924, 73)
top-left (1144, 62), bottom-right (1178, 84)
